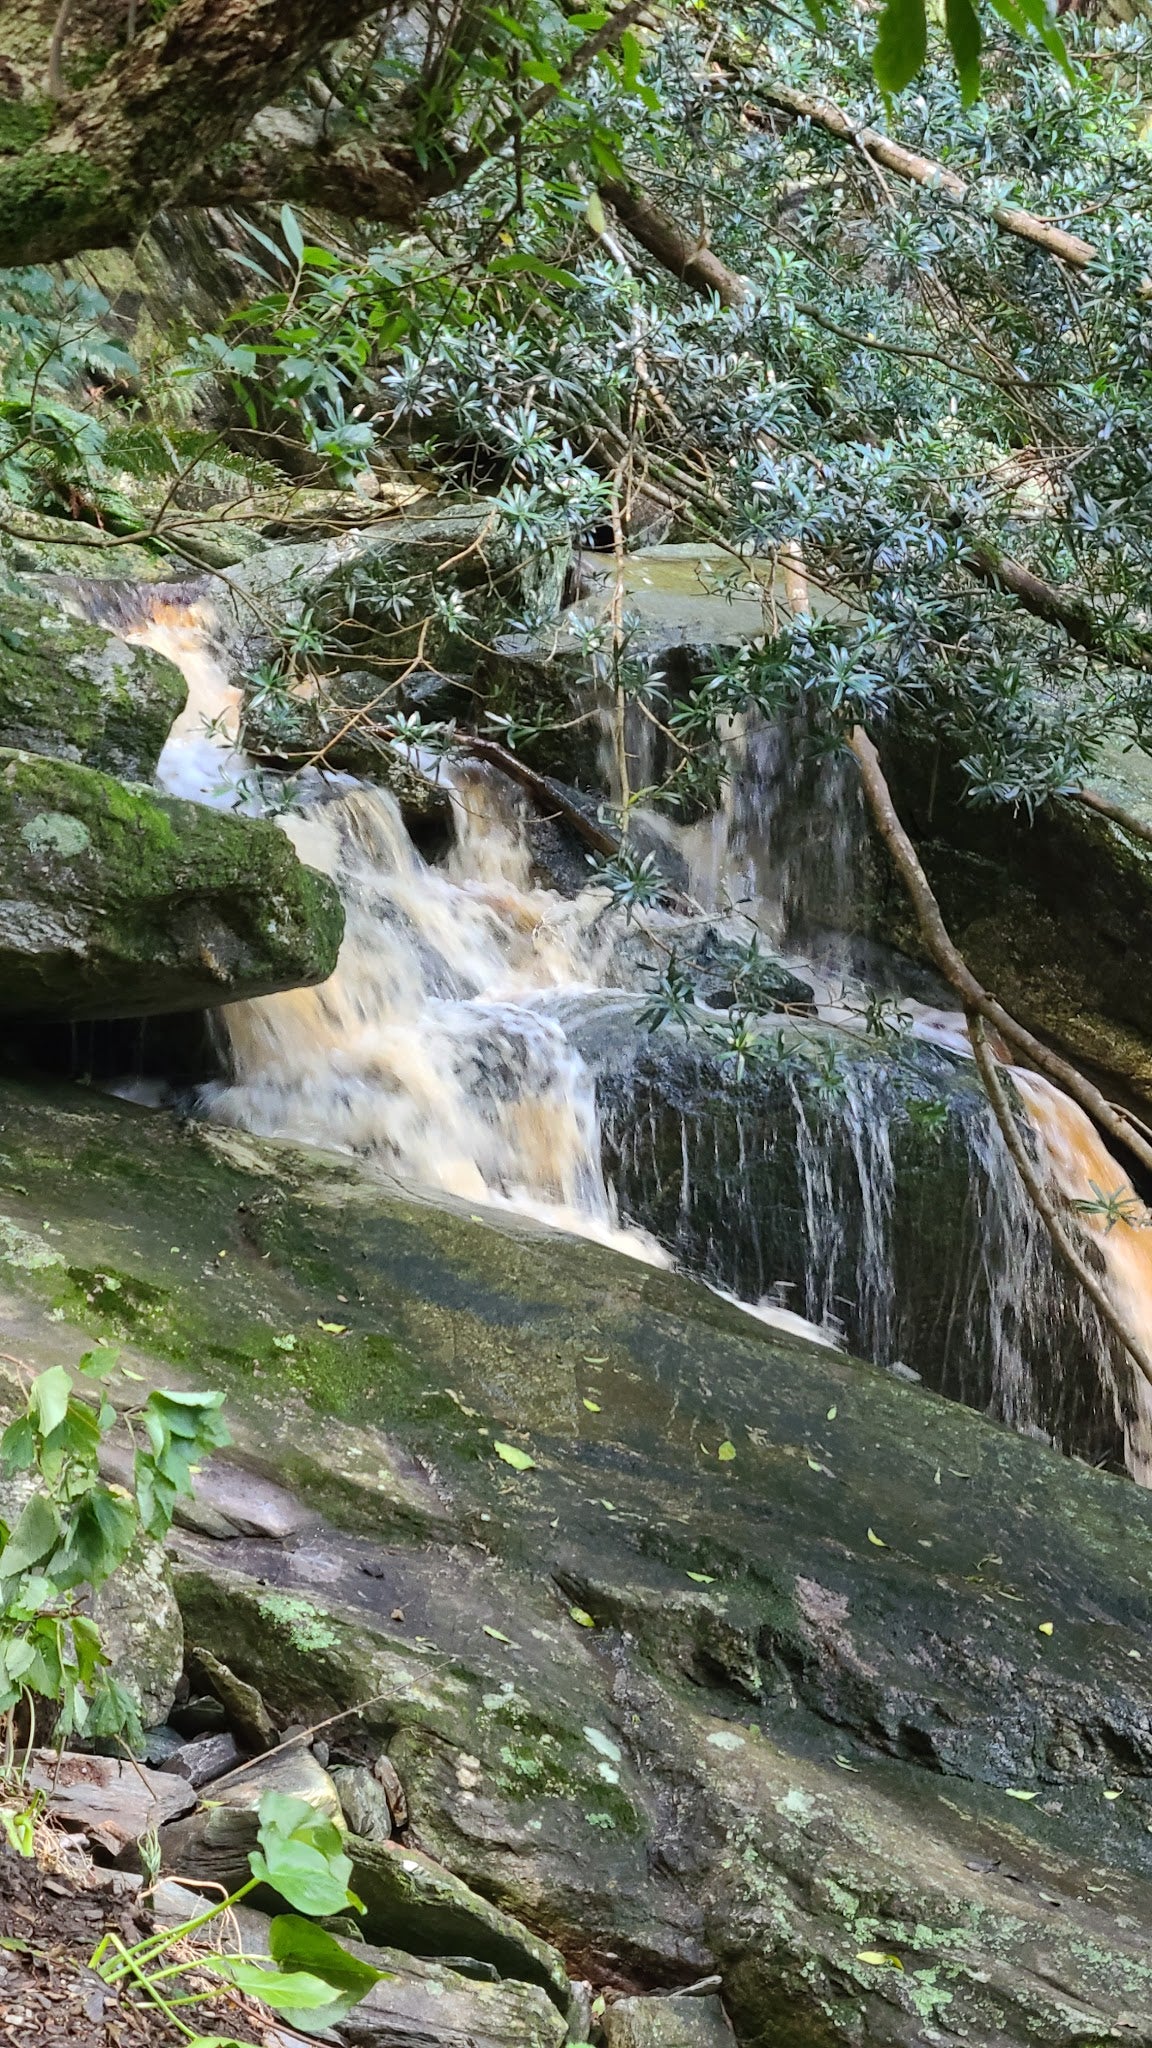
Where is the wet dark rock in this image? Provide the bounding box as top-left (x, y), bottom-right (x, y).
top-left (870, 726), bottom-right (1152, 1109)
top-left (348, 1839), bottom-right (571, 2009)
top-left (186, 1645), bottom-right (279, 1753)
top-left (158, 1731), bottom-right (241, 1787)
top-left (3, 1083), bottom-right (1152, 2044)
top-left (0, 587), bottom-right (186, 780)
top-left (582, 1010), bottom-right (1126, 1468)
top-left (0, 748), bottom-right (344, 1017)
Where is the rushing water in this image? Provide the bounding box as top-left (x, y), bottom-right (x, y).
top-left (109, 590), bottom-right (1152, 1478)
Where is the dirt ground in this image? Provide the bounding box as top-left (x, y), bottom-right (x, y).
top-left (0, 1839), bottom-right (265, 2046)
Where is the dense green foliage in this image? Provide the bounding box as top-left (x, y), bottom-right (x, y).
top-left (0, 1351), bottom-right (227, 1745)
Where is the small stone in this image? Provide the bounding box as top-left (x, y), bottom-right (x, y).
top-left (187, 1645), bottom-right (279, 1753)
top-left (601, 1993), bottom-right (734, 2046)
top-left (332, 1764), bottom-right (393, 1843)
top-left (372, 1753), bottom-right (409, 1831)
top-left (159, 1731), bottom-right (241, 1788)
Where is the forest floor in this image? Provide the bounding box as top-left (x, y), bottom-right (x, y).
top-left (0, 1836), bottom-right (267, 2047)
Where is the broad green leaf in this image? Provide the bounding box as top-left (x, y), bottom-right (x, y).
top-left (251, 1791), bottom-right (356, 1918)
top-left (0, 1494), bottom-right (61, 1579)
top-left (78, 1345), bottom-right (119, 1380)
top-left (30, 1366), bottom-right (71, 1439)
top-left (686, 1571), bottom-right (715, 1584)
top-left (214, 1960), bottom-right (338, 2011)
top-left (986, 0), bottom-right (1074, 79)
top-left (717, 1440), bottom-right (736, 1462)
top-left (268, 1913), bottom-right (390, 2030)
top-left (494, 1441), bottom-right (536, 1471)
top-left (0, 1417), bottom-right (35, 1474)
top-left (569, 1605), bottom-right (596, 1628)
top-left (944, 0), bottom-right (982, 104)
top-left (856, 1950), bottom-right (904, 1968)
top-left (873, 0), bottom-right (927, 96)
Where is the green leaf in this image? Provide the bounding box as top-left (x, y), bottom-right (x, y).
top-left (873, 0), bottom-right (928, 96)
top-left (30, 1366), bottom-right (71, 1439)
top-left (0, 1417), bottom-right (35, 1474)
top-left (214, 1959), bottom-right (339, 2011)
top-left (986, 0), bottom-right (1074, 76)
top-left (280, 204), bottom-right (305, 265)
top-left (489, 254), bottom-right (580, 289)
top-left (78, 1345), bottom-right (119, 1380)
top-left (494, 1441), bottom-right (536, 1471)
top-left (0, 1494), bottom-right (61, 1579)
top-left (250, 1791), bottom-right (357, 1918)
top-left (569, 1605), bottom-right (596, 1628)
top-left (944, 0), bottom-right (982, 104)
top-left (717, 1440), bottom-right (737, 1462)
top-left (268, 1913), bottom-right (389, 2031)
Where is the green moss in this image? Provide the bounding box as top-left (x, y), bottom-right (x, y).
top-left (0, 103), bottom-right (53, 156)
top-left (0, 151), bottom-right (116, 262)
top-left (256, 1591), bottom-right (339, 1654)
top-left (0, 589), bottom-right (185, 780)
top-left (0, 747), bottom-right (344, 1016)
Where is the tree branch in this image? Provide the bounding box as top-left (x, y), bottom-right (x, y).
top-left (596, 179), bottom-right (750, 307)
top-left (749, 83), bottom-right (1100, 275)
top-left (967, 1013), bottom-right (1152, 1392)
top-left (0, 0), bottom-right (397, 264)
top-left (846, 722), bottom-right (1152, 1180)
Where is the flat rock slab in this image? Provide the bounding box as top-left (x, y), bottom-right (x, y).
top-left (27, 1751), bottom-right (194, 1854)
top-left (602, 1996), bottom-right (733, 2047)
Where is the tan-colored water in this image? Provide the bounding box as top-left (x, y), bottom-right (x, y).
top-left (1012, 1069), bottom-right (1152, 1478)
top-left (121, 600), bottom-right (1152, 1418)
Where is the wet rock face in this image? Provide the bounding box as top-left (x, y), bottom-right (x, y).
top-left (0, 589), bottom-right (186, 780)
top-left (3, 1082), bottom-right (1152, 2045)
top-left (0, 747), bottom-right (344, 1016)
top-left (870, 728), bottom-right (1152, 1108)
top-left (590, 1016), bottom-right (1123, 1468)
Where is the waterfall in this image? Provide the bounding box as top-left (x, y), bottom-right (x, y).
top-left (108, 590), bottom-right (1152, 1477)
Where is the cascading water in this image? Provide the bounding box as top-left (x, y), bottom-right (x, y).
top-left (109, 585), bottom-right (1152, 1479)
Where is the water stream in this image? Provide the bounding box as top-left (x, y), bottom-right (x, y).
top-left (116, 593), bottom-right (1152, 1479)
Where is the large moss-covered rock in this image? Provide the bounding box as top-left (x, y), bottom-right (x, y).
top-left (2, 1085), bottom-right (1152, 2043)
top-left (0, 588), bottom-right (185, 779)
top-left (0, 747), bottom-right (343, 1015)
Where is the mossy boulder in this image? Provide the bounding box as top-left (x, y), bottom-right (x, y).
top-left (0, 748), bottom-right (343, 1015)
top-left (0, 588), bottom-right (185, 779)
top-left (2, 1085), bottom-right (1152, 2041)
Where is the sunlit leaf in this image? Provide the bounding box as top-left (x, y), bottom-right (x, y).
top-left (494, 1441), bottom-right (536, 1471)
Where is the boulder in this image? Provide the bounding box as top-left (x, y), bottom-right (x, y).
top-left (347, 1838), bottom-right (571, 2009)
top-left (5, 1083), bottom-right (1152, 2044)
top-left (0, 747), bottom-right (343, 1016)
top-left (159, 1742), bottom-right (342, 1894)
top-left (602, 1997), bottom-right (733, 2048)
top-left (151, 1880), bottom-right (568, 2048)
top-left (92, 1532), bottom-right (184, 1728)
top-left (868, 726), bottom-right (1152, 1108)
top-left (584, 1008), bottom-right (1124, 1467)
top-left (218, 506), bottom-right (568, 682)
top-left (26, 1750), bottom-right (194, 1856)
top-left (332, 1762), bottom-right (393, 1841)
top-left (0, 588), bottom-right (186, 780)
